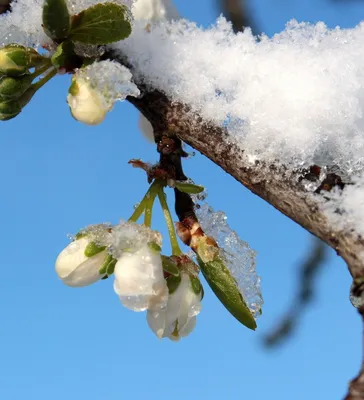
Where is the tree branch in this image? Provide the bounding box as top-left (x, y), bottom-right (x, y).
top-left (127, 85), bottom-right (364, 399)
top-left (127, 88), bottom-right (364, 281)
top-left (219, 0), bottom-right (260, 36)
top-left (0, 0), bottom-right (11, 14)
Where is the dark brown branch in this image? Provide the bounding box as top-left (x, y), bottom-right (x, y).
top-left (345, 315), bottom-right (364, 400)
top-left (127, 86), bottom-right (364, 399)
top-left (127, 89), bottom-right (364, 281)
top-left (0, 0), bottom-right (11, 14)
top-left (219, 0), bottom-right (260, 36)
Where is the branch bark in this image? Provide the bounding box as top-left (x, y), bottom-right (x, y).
top-left (128, 88), bottom-right (364, 282)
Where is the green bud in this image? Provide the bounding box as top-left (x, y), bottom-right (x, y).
top-left (0, 75), bottom-right (33, 99)
top-left (0, 100), bottom-right (21, 121)
top-left (0, 87), bottom-right (37, 121)
top-left (0, 45), bottom-right (43, 76)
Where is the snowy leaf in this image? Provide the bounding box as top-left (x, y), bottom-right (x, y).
top-left (42, 0), bottom-right (71, 41)
top-left (70, 3), bottom-right (132, 44)
top-left (197, 256), bottom-right (257, 330)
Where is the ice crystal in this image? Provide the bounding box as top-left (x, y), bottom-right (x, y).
top-left (109, 220), bottom-right (162, 259)
top-left (196, 203), bottom-right (263, 318)
top-left (112, 17), bottom-right (364, 237)
top-left (75, 60), bottom-right (140, 109)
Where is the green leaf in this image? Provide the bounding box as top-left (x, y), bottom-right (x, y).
top-left (69, 3), bottom-right (132, 45)
top-left (51, 41), bottom-right (82, 70)
top-left (197, 256), bottom-right (257, 330)
top-left (84, 242), bottom-right (106, 257)
top-left (161, 255), bottom-right (180, 277)
top-left (166, 275), bottom-right (181, 295)
top-left (174, 181), bottom-right (205, 194)
top-left (42, 0), bottom-right (71, 41)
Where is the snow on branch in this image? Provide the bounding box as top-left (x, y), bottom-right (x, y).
top-left (110, 18), bottom-right (364, 275)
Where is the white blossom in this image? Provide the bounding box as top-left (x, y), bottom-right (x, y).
top-left (67, 61), bottom-right (139, 125)
top-left (147, 273), bottom-right (202, 341)
top-left (67, 77), bottom-right (109, 125)
top-left (113, 244), bottom-right (168, 312)
top-left (55, 237), bottom-right (108, 287)
top-left (131, 0), bottom-right (179, 22)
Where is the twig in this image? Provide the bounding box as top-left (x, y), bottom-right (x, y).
top-left (263, 238), bottom-right (328, 347)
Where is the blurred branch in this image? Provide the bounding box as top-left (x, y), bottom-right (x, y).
top-left (218, 0), bottom-right (260, 36)
top-left (0, 0), bottom-right (11, 14)
top-left (264, 238), bottom-right (328, 347)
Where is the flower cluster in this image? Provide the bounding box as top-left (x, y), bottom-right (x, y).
top-left (55, 222), bottom-right (203, 341)
top-left (0, 44), bottom-right (48, 120)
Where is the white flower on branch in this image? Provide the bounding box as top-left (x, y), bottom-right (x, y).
top-left (147, 273), bottom-right (202, 341)
top-left (132, 0), bottom-right (179, 22)
top-left (67, 61), bottom-right (140, 125)
top-left (67, 76), bottom-right (109, 125)
top-left (55, 236), bottom-right (109, 287)
top-left (113, 244), bottom-right (168, 312)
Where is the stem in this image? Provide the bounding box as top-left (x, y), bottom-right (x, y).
top-left (30, 62), bottom-right (53, 80)
top-left (31, 68), bottom-right (57, 91)
top-left (144, 183), bottom-right (160, 228)
top-left (128, 180), bottom-right (160, 223)
top-left (157, 188), bottom-right (182, 256)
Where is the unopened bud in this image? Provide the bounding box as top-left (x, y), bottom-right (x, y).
top-left (0, 75), bottom-right (33, 99)
top-left (0, 100), bottom-right (21, 121)
top-left (67, 77), bottom-right (109, 125)
top-left (0, 45), bottom-right (43, 76)
top-left (0, 87), bottom-right (36, 121)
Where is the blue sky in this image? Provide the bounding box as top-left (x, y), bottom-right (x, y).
top-left (0, 0), bottom-right (363, 399)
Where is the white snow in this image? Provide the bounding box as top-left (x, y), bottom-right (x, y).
top-left (112, 17), bottom-right (364, 235)
top-left (2, 1), bottom-right (364, 235)
top-left (196, 203), bottom-right (263, 318)
top-left (0, 0), bottom-right (134, 48)
top-left (75, 60), bottom-right (140, 108)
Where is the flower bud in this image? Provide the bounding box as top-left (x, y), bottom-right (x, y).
top-left (55, 236), bottom-right (110, 287)
top-left (67, 77), bottom-right (109, 125)
top-left (0, 87), bottom-right (37, 121)
top-left (147, 273), bottom-right (202, 341)
top-left (0, 100), bottom-right (21, 121)
top-left (0, 45), bottom-right (42, 76)
top-left (113, 244), bottom-right (168, 312)
top-left (0, 75), bottom-right (33, 99)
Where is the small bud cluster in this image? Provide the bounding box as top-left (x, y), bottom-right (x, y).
top-left (55, 221), bottom-right (203, 341)
top-left (0, 0), bottom-right (138, 124)
top-left (0, 44), bottom-right (47, 121)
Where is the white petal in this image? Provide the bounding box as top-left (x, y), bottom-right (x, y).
top-left (68, 79), bottom-right (108, 126)
top-left (178, 316), bottom-right (197, 338)
top-left (61, 250), bottom-right (108, 287)
top-left (147, 309), bottom-right (166, 338)
top-left (114, 246), bottom-right (168, 311)
top-left (55, 238), bottom-right (89, 279)
top-left (138, 114), bottom-right (155, 142)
